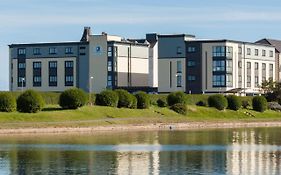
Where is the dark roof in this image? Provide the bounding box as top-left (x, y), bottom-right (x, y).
top-left (158, 34), bottom-right (196, 38)
top-left (187, 39), bottom-right (273, 48)
top-left (256, 38), bottom-right (281, 53)
top-left (107, 40), bottom-right (149, 47)
top-left (9, 41), bottom-right (86, 48)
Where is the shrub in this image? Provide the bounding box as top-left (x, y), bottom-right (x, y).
top-left (196, 100), bottom-right (207, 107)
top-left (208, 94), bottom-right (228, 110)
top-left (59, 88), bottom-right (87, 109)
top-left (130, 95), bottom-right (137, 109)
top-left (167, 91), bottom-right (186, 106)
top-left (96, 90), bottom-right (119, 107)
top-left (0, 92), bottom-right (16, 112)
top-left (268, 102), bottom-right (281, 111)
top-left (17, 90), bottom-right (45, 113)
top-left (242, 100), bottom-right (250, 109)
top-left (135, 91), bottom-right (150, 109)
top-left (157, 99), bottom-right (167, 107)
top-left (115, 89), bottom-right (134, 108)
top-left (227, 95), bottom-right (241, 111)
top-left (252, 96), bottom-right (267, 112)
top-left (170, 103), bottom-right (187, 115)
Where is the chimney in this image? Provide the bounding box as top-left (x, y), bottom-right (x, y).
top-left (80, 27), bottom-right (92, 42)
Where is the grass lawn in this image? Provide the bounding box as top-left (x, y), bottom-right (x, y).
top-left (0, 104), bottom-right (280, 129)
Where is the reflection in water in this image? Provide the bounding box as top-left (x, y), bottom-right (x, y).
top-left (0, 128), bottom-right (280, 174)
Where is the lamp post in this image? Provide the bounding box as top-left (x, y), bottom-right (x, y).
top-left (89, 76), bottom-right (94, 106)
top-left (21, 77), bottom-right (25, 92)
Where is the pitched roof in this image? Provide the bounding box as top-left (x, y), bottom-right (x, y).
top-left (256, 38), bottom-right (281, 53)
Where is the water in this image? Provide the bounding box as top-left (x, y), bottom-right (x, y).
top-left (0, 127), bottom-right (281, 174)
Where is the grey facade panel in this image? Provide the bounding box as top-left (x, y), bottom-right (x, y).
top-left (158, 37), bottom-right (186, 58)
top-left (186, 42), bottom-right (202, 94)
top-left (77, 44), bottom-right (90, 92)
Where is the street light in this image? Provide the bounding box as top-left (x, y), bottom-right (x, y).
top-left (89, 76), bottom-right (94, 106)
top-left (21, 77), bottom-right (25, 92)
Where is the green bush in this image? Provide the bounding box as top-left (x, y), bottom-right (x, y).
top-left (170, 103), bottom-right (187, 115)
top-left (242, 100), bottom-right (250, 109)
top-left (252, 96), bottom-right (267, 112)
top-left (0, 92), bottom-right (16, 112)
top-left (17, 90), bottom-right (45, 113)
top-left (227, 95), bottom-right (241, 111)
top-left (157, 98), bottom-right (167, 107)
top-left (167, 91), bottom-right (186, 106)
top-left (196, 100), bottom-right (207, 107)
top-left (135, 91), bottom-right (150, 109)
top-left (208, 94), bottom-right (228, 110)
top-left (59, 88), bottom-right (87, 109)
top-left (96, 90), bottom-right (119, 107)
top-left (115, 89), bottom-right (134, 108)
top-left (130, 95), bottom-right (137, 109)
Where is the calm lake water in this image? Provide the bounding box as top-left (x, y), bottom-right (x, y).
top-left (0, 127), bottom-right (281, 175)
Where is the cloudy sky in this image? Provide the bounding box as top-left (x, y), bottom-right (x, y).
top-left (1, 0), bottom-right (281, 90)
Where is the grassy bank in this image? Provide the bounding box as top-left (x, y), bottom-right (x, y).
top-left (0, 104), bottom-right (280, 129)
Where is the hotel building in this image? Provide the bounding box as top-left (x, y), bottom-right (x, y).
top-left (9, 27), bottom-right (153, 93)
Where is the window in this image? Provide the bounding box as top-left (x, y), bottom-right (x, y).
top-left (33, 48), bottom-right (40, 55)
top-left (49, 61), bottom-right (57, 68)
top-left (238, 61), bottom-right (242, 68)
top-left (108, 47), bottom-right (112, 57)
top-left (255, 62), bottom-right (258, 70)
top-left (33, 62), bottom-right (41, 69)
top-left (33, 76), bottom-right (41, 82)
top-left (226, 74), bottom-right (233, 87)
top-left (18, 63), bottom-right (26, 69)
top-left (213, 75), bottom-right (225, 87)
top-left (107, 75), bottom-right (112, 86)
top-left (187, 75), bottom-right (196, 81)
top-left (247, 48), bottom-right (251, 55)
top-left (226, 46), bottom-right (233, 57)
top-left (247, 62), bottom-right (251, 69)
top-left (108, 61), bottom-right (112, 71)
top-left (238, 47), bottom-right (242, 54)
top-left (226, 60), bottom-right (232, 72)
top-left (80, 46), bottom-right (86, 50)
top-left (262, 63), bottom-right (266, 70)
top-left (262, 50), bottom-right (266, 57)
top-left (247, 76), bottom-right (251, 87)
top-left (177, 75), bottom-right (182, 87)
top-left (255, 49), bottom-right (258, 56)
top-left (18, 48), bottom-right (26, 55)
top-left (49, 47), bottom-right (57, 54)
top-left (177, 61), bottom-right (182, 73)
top-left (213, 60), bottom-right (225, 72)
top-left (212, 46), bottom-right (225, 57)
top-left (255, 76), bottom-right (259, 87)
top-left (49, 76), bottom-right (57, 82)
top-left (65, 76), bottom-right (73, 82)
top-left (65, 61), bottom-right (73, 68)
top-left (18, 77), bottom-right (25, 83)
top-left (269, 64), bottom-right (274, 78)
top-left (65, 47), bottom-right (73, 54)
top-left (238, 75), bottom-right (242, 83)
top-left (177, 47), bottom-right (182, 54)
top-left (270, 50), bottom-right (274, 57)
top-left (187, 47), bottom-right (196, 53)
top-left (187, 60), bottom-right (196, 67)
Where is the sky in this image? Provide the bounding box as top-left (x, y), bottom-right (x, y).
top-left (1, 0), bottom-right (281, 90)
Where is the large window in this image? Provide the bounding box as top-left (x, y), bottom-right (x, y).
top-left (226, 60), bottom-right (232, 72)
top-left (212, 46), bottom-right (225, 57)
top-left (65, 61), bottom-right (73, 68)
top-left (213, 75), bottom-right (225, 87)
top-left (177, 61), bottom-right (182, 73)
top-left (108, 47), bottom-right (112, 57)
top-left (49, 47), bottom-right (57, 54)
top-left (247, 48), bottom-right (251, 55)
top-left (226, 74), bottom-right (233, 87)
top-left (107, 75), bottom-right (112, 87)
top-left (177, 47), bottom-right (182, 54)
top-left (49, 76), bottom-right (57, 82)
top-left (255, 62), bottom-right (258, 70)
top-left (213, 60), bottom-right (225, 72)
top-left (49, 61), bottom-right (57, 68)
top-left (255, 76), bottom-right (259, 87)
top-left (269, 64), bottom-right (273, 79)
top-left (187, 75), bottom-right (196, 81)
top-left (262, 50), bottom-right (266, 57)
top-left (187, 47), bottom-right (196, 53)
top-left (33, 62), bottom-right (41, 69)
top-left (226, 46), bottom-right (233, 57)
top-left (18, 48), bottom-right (26, 55)
top-left (177, 75), bottom-right (182, 87)
top-left (18, 63), bottom-right (26, 69)
top-left (187, 60), bottom-right (196, 67)
top-left (255, 49), bottom-right (259, 56)
top-left (65, 76), bottom-right (73, 83)
top-left (65, 47), bottom-right (73, 54)
top-left (33, 48), bottom-right (40, 55)
top-left (108, 61), bottom-right (112, 71)
top-left (247, 76), bottom-right (251, 87)
top-left (270, 51), bottom-right (274, 57)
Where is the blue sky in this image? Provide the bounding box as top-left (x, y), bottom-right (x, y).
top-left (1, 0), bottom-right (281, 90)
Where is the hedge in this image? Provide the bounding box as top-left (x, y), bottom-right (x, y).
top-left (227, 95), bottom-right (241, 111)
top-left (135, 91), bottom-right (150, 109)
top-left (170, 103), bottom-right (187, 115)
top-left (167, 91), bottom-right (186, 106)
top-left (96, 90), bottom-right (119, 107)
top-left (0, 92), bottom-right (16, 112)
top-left (252, 96), bottom-right (267, 112)
top-left (115, 89), bottom-right (134, 108)
top-left (208, 94), bottom-right (228, 110)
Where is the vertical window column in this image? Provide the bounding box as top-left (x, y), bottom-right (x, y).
top-left (33, 62), bottom-right (42, 87)
top-left (17, 60), bottom-right (26, 87)
top-left (49, 61), bottom-right (57, 87)
top-left (65, 61), bottom-right (74, 86)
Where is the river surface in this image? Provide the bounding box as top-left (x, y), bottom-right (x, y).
top-left (0, 127), bottom-right (281, 174)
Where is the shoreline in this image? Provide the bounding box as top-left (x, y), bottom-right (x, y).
top-left (1, 121), bottom-right (281, 135)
